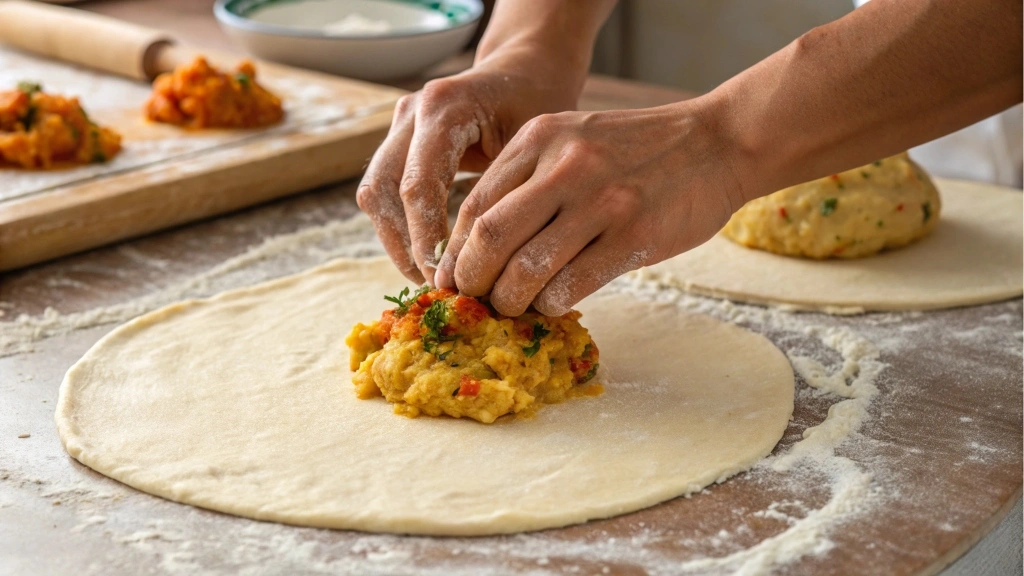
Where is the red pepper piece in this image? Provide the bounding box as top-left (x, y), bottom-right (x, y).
top-left (457, 374), bottom-right (481, 397)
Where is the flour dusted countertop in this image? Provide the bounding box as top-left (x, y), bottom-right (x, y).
top-left (1, 174), bottom-right (1020, 575)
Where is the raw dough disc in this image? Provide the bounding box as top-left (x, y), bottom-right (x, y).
top-left (645, 179), bottom-right (1023, 313)
top-left (56, 258), bottom-right (794, 536)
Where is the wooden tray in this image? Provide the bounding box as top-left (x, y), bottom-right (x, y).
top-left (0, 1), bottom-right (404, 271)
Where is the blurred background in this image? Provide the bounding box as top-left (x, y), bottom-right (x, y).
top-left (591, 0), bottom-right (851, 93)
top-left (73, 0), bottom-right (853, 94)
top-left (62, 0), bottom-right (1023, 186)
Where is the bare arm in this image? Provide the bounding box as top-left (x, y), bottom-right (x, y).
top-left (716, 0), bottom-right (1023, 203)
top-left (356, 0), bottom-right (615, 285)
top-left (435, 0), bottom-right (1023, 315)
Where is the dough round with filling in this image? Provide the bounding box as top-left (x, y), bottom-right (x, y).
top-left (722, 153), bottom-right (940, 259)
top-left (56, 258), bottom-right (794, 535)
top-left (347, 288), bottom-right (601, 424)
top-left (644, 179), bottom-right (1022, 312)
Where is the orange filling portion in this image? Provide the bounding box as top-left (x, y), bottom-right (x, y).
top-left (0, 84), bottom-right (121, 169)
top-left (145, 57), bottom-right (284, 129)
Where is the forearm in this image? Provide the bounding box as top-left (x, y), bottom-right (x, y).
top-left (474, 0), bottom-right (617, 91)
top-left (710, 0), bottom-right (1023, 203)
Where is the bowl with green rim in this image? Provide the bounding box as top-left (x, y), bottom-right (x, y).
top-left (214, 0), bottom-right (483, 81)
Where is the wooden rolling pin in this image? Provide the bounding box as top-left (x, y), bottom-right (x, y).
top-left (0, 0), bottom-right (212, 80)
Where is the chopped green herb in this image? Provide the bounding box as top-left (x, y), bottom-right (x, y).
top-left (67, 121), bottom-right (80, 143)
top-left (876, 220), bottom-right (884, 228)
top-left (19, 105), bottom-right (36, 129)
top-left (17, 81), bottom-right (41, 95)
top-left (922, 201), bottom-right (932, 223)
top-left (422, 300), bottom-right (457, 355)
top-left (580, 363), bottom-right (599, 383)
top-left (549, 358), bottom-right (555, 365)
top-left (582, 343), bottom-right (593, 356)
top-left (423, 300), bottom-right (448, 335)
top-left (820, 198), bottom-right (838, 216)
top-left (235, 72), bottom-right (251, 88)
top-left (522, 341), bottom-right (541, 358)
top-left (384, 285), bottom-right (429, 314)
top-left (384, 287), bottom-right (410, 310)
top-left (522, 323), bottom-right (550, 357)
top-left (861, 171), bottom-right (871, 179)
top-left (450, 363), bottom-right (459, 367)
top-left (90, 129), bottom-right (105, 163)
top-left (873, 160), bottom-right (883, 167)
top-left (451, 386), bottom-right (460, 397)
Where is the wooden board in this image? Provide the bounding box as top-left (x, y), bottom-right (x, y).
top-left (0, 177), bottom-right (1020, 575)
top-left (0, 45), bottom-right (403, 271)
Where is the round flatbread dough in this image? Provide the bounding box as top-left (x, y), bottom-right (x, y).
top-left (56, 258), bottom-right (794, 536)
top-left (646, 179), bottom-right (1022, 313)
top-left (722, 153), bottom-right (940, 259)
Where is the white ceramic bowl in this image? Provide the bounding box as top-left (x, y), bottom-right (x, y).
top-left (214, 0), bottom-right (483, 82)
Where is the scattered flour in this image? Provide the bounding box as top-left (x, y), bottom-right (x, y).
top-left (6, 211), bottom-right (1016, 574)
top-left (0, 214), bottom-right (383, 357)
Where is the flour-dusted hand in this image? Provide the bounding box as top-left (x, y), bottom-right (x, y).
top-left (356, 1), bottom-right (616, 284)
top-left (433, 99), bottom-right (750, 316)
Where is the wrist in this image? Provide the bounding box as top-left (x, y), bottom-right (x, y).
top-left (475, 35), bottom-right (591, 98)
top-left (676, 90), bottom-right (768, 214)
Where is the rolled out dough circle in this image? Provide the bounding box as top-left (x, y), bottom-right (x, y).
top-left (644, 179), bottom-right (1023, 313)
top-left (56, 258), bottom-right (794, 536)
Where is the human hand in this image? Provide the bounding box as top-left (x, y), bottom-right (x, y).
top-left (434, 97), bottom-right (754, 317)
top-left (356, 51), bottom-right (585, 285)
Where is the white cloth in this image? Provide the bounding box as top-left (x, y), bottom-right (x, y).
top-left (854, 0), bottom-right (1023, 188)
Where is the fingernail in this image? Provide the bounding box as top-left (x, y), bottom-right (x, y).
top-left (422, 266), bottom-right (437, 288)
top-left (434, 267), bottom-right (452, 289)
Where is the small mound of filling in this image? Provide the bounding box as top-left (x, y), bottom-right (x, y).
top-left (0, 82), bottom-right (122, 169)
top-left (346, 287), bottom-right (602, 424)
top-left (145, 57), bottom-right (284, 129)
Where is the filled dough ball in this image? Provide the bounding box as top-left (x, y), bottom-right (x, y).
top-left (722, 153), bottom-right (940, 259)
top-left (346, 287), bottom-right (601, 424)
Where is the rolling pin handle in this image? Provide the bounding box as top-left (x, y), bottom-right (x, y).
top-left (0, 0), bottom-right (176, 81)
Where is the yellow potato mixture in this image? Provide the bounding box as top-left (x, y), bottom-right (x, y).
top-left (723, 153), bottom-right (940, 258)
top-left (346, 287), bottom-right (602, 424)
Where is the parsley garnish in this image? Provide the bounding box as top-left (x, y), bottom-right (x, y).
top-left (861, 171), bottom-right (870, 179)
top-left (522, 322), bottom-right (550, 357)
top-left (17, 81), bottom-right (41, 95)
top-left (422, 300), bottom-right (457, 356)
top-left (820, 198), bottom-right (838, 216)
top-left (384, 285), bottom-right (429, 314)
top-left (873, 160), bottom-right (882, 167)
top-left (20, 105), bottom-right (36, 129)
top-left (579, 363), bottom-right (599, 383)
top-left (235, 72), bottom-right (251, 88)
top-left (90, 129), bottom-right (105, 163)
top-left (922, 201), bottom-right (932, 223)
